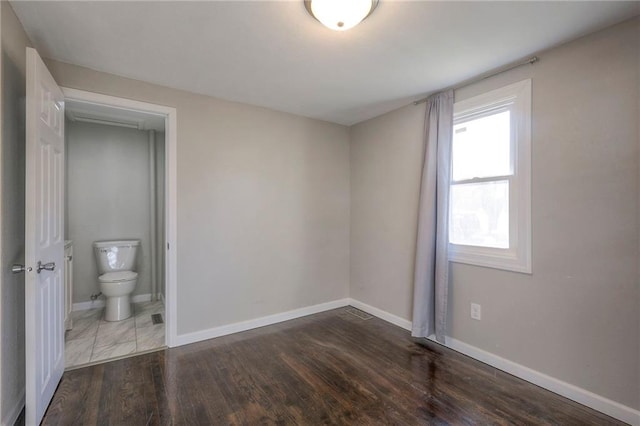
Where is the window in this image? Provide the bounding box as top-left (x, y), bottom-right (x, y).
top-left (448, 80), bottom-right (531, 273)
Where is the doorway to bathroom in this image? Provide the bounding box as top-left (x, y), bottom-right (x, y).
top-left (60, 89), bottom-right (177, 369)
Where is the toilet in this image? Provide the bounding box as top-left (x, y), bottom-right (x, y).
top-left (93, 240), bottom-right (140, 321)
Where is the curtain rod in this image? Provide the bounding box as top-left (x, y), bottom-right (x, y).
top-left (413, 56), bottom-right (539, 106)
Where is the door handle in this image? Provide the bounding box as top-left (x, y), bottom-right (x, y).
top-left (12, 264), bottom-right (32, 274)
top-left (36, 261), bottom-right (55, 274)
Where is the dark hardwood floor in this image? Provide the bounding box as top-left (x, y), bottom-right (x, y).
top-left (41, 307), bottom-right (622, 425)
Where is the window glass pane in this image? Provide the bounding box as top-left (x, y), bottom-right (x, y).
top-left (452, 111), bottom-right (511, 181)
top-left (450, 180), bottom-right (509, 248)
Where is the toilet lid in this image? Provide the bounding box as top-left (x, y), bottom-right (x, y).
top-left (99, 271), bottom-right (138, 283)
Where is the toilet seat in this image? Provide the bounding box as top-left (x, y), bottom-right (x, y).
top-left (99, 271), bottom-right (138, 283)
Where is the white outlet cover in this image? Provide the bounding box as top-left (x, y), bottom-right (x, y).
top-left (471, 303), bottom-right (482, 320)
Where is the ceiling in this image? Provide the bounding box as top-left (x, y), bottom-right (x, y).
top-left (10, 1), bottom-right (640, 126)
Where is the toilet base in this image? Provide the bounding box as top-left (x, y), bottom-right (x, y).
top-left (104, 295), bottom-right (132, 321)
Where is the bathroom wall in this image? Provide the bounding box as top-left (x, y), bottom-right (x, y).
top-left (65, 120), bottom-right (157, 303)
top-left (0, 2), bottom-right (30, 424)
top-left (350, 17), bottom-right (639, 410)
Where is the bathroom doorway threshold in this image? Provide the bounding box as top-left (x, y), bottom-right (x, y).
top-left (65, 346), bottom-right (167, 372)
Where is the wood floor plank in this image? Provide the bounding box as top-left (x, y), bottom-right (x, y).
top-left (41, 308), bottom-right (624, 425)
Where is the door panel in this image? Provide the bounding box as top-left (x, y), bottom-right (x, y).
top-left (25, 47), bottom-right (65, 426)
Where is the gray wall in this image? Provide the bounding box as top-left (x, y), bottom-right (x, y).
top-left (350, 104), bottom-right (424, 320)
top-left (350, 18), bottom-right (639, 410)
top-left (46, 59), bottom-right (351, 335)
top-left (0, 2), bottom-right (30, 424)
top-left (65, 121), bottom-right (159, 303)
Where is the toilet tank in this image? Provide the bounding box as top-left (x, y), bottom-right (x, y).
top-left (93, 240), bottom-right (140, 274)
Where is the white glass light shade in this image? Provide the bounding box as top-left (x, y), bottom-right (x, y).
top-left (307, 0), bottom-right (376, 31)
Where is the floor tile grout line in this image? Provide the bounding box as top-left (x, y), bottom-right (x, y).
top-left (90, 314), bottom-right (100, 362)
top-left (90, 310), bottom-right (104, 363)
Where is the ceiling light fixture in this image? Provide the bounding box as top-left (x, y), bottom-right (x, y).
top-left (304, 0), bottom-right (378, 31)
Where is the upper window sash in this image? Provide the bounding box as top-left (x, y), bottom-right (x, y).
top-left (452, 104), bottom-right (515, 183)
top-left (454, 102), bottom-right (514, 124)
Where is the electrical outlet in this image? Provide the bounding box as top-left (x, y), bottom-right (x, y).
top-left (470, 303), bottom-right (482, 320)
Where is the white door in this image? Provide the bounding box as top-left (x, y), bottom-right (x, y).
top-left (25, 47), bottom-right (65, 426)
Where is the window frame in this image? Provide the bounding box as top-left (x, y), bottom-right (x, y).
top-left (448, 79), bottom-right (532, 274)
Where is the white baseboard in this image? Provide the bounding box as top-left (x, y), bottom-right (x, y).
top-left (174, 298), bottom-right (351, 347)
top-left (345, 298), bottom-right (639, 425)
top-left (437, 336), bottom-right (640, 426)
top-left (72, 293), bottom-right (152, 311)
top-left (347, 298), bottom-right (412, 331)
top-left (2, 391), bottom-right (24, 426)
top-left (132, 293), bottom-right (152, 304)
top-left (72, 299), bottom-right (104, 311)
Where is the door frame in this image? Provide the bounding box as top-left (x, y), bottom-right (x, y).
top-left (62, 87), bottom-right (178, 347)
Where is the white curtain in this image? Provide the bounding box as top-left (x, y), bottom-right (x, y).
top-left (411, 90), bottom-right (453, 343)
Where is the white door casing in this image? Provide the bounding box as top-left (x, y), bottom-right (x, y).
top-left (25, 47), bottom-right (65, 426)
top-left (61, 87), bottom-right (178, 348)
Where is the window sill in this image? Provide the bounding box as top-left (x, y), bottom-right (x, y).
top-left (448, 245), bottom-right (531, 274)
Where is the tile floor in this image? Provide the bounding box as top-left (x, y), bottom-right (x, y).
top-left (65, 301), bottom-right (165, 369)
